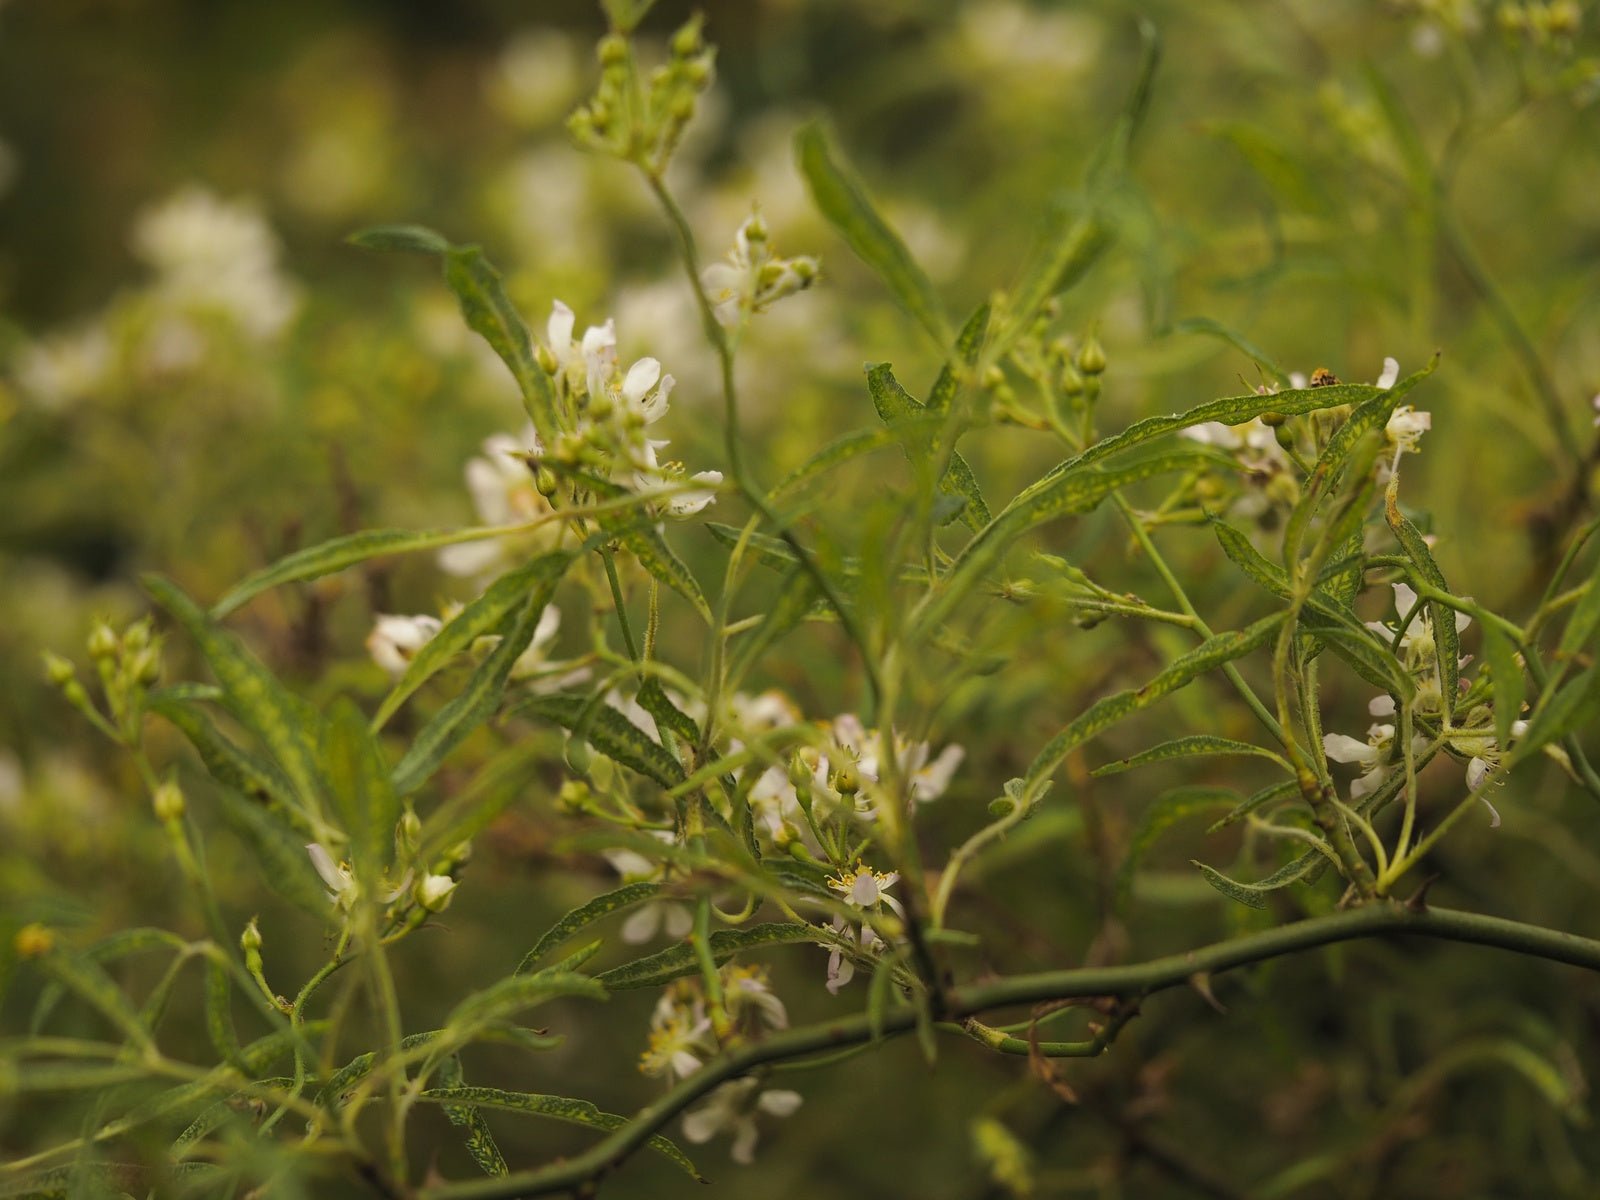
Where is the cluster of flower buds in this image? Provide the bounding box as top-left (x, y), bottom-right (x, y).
top-left (702, 212), bottom-right (820, 330)
top-left (42, 618), bottom-right (164, 746)
top-left (568, 16), bottom-right (715, 177)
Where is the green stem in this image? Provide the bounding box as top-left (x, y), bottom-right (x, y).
top-left (422, 904), bottom-right (1600, 1200)
top-left (599, 547), bottom-right (641, 661)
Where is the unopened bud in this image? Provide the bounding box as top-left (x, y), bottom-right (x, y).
top-left (88, 623), bottom-right (119, 660)
top-left (42, 651), bottom-right (76, 687)
top-left (671, 17), bottom-right (705, 58)
top-left (1259, 410), bottom-right (1287, 428)
top-left (558, 778), bottom-right (593, 813)
top-left (396, 807), bottom-right (422, 860)
top-left (415, 873), bottom-right (458, 913)
top-left (1077, 336), bottom-right (1107, 376)
top-left (14, 923), bottom-right (55, 959)
top-left (565, 734), bottom-right (592, 776)
top-left (598, 35), bottom-right (628, 66)
top-left (831, 761), bottom-right (861, 796)
top-left (240, 918), bottom-right (263, 953)
top-left (153, 779), bottom-right (186, 822)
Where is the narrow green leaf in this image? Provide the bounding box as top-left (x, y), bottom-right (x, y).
top-left (867, 362), bottom-right (990, 530)
top-left (417, 1087), bottom-right (704, 1182)
top-left (637, 677), bottom-right (699, 747)
top-left (213, 528), bottom-right (472, 618)
top-left (445, 971), bottom-right (606, 1037)
top-left (1556, 565), bottom-right (1600, 662)
top-left (1116, 786), bottom-right (1237, 912)
top-left (375, 551), bottom-right (571, 730)
top-left (1384, 494), bottom-right (1461, 720)
top-left (515, 693), bottom-right (685, 788)
top-left (38, 951), bottom-right (154, 1054)
top-left (1023, 613), bottom-right (1288, 799)
top-left (1207, 780), bottom-right (1300, 834)
top-left (212, 786), bottom-right (331, 916)
top-left (594, 922), bottom-right (818, 990)
top-left (1092, 736), bottom-right (1290, 777)
top-left (515, 882), bottom-right (664, 975)
top-left (146, 692), bottom-right (305, 828)
top-left (796, 121), bottom-right (950, 345)
top-left (145, 575), bottom-right (327, 822)
top-left (392, 578), bottom-right (560, 795)
top-left (204, 958), bottom-right (242, 1070)
top-left (322, 698), bottom-right (399, 875)
top-left (444, 245), bottom-right (561, 439)
top-left (437, 1057), bottom-right (509, 1178)
top-left (1192, 848), bottom-right (1329, 909)
top-left (347, 223), bottom-right (452, 255)
top-left (926, 301), bottom-right (991, 414)
top-left (729, 565), bottom-right (821, 683)
top-left (1511, 666), bottom-right (1600, 765)
top-left (1482, 623), bottom-right (1527, 756)
top-left (766, 427), bottom-right (902, 504)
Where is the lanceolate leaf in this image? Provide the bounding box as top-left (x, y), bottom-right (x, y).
top-left (416, 1087), bottom-right (704, 1182)
top-left (374, 551), bottom-right (573, 730)
top-left (637, 677), bottom-right (699, 747)
top-left (927, 301), bottom-right (991, 414)
top-left (147, 691), bottom-right (305, 829)
top-left (444, 971), bottom-right (606, 1035)
top-left (730, 564), bottom-right (821, 683)
top-left (516, 881), bottom-right (664, 975)
top-left (145, 575), bottom-right (328, 823)
top-left (796, 121), bottom-right (951, 346)
top-left (766, 427), bottom-right (902, 504)
top-left (1116, 786), bottom-right (1237, 912)
top-left (516, 693), bottom-right (685, 788)
top-left (437, 1058), bottom-right (509, 1178)
top-left (444, 245), bottom-right (561, 439)
top-left (1022, 613), bottom-right (1288, 800)
top-left (1091, 736), bottom-right (1290, 777)
top-left (866, 362), bottom-right (991, 530)
top-left (321, 698), bottom-right (400, 875)
top-left (212, 786), bottom-right (332, 916)
top-left (212, 528), bottom-right (479, 619)
top-left (1193, 850), bottom-right (1329, 910)
top-left (347, 223), bottom-right (451, 255)
top-left (595, 922), bottom-right (819, 989)
top-left (391, 580), bottom-right (560, 795)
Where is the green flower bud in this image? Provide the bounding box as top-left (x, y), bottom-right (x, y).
top-left (88, 622), bottom-right (119, 660)
top-left (240, 918), bottom-right (263, 953)
top-left (153, 779), bottom-right (186, 822)
top-left (1077, 335), bottom-right (1107, 376)
top-left (598, 35), bottom-right (628, 66)
top-left (14, 923), bottom-right (56, 959)
top-left (42, 651), bottom-right (76, 687)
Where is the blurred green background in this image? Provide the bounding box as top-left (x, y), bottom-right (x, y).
top-left (3, 1), bottom-right (1599, 1196)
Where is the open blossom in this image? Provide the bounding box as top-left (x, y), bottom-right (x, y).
top-left (722, 964), bottom-right (788, 1032)
top-left (366, 614), bottom-right (442, 678)
top-left (681, 1076), bottom-right (802, 1164)
top-left (639, 986), bottom-right (712, 1080)
top-left (1323, 716), bottom-right (1427, 802)
top-left (701, 212), bottom-right (819, 329)
top-left (438, 428), bottom-right (563, 578)
top-left (305, 843), bottom-right (411, 913)
top-left (823, 864), bottom-right (903, 993)
top-left (604, 831), bottom-right (693, 945)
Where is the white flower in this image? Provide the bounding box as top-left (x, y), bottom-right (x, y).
top-left (701, 213), bottom-right (819, 329)
top-left (1458, 719), bottom-right (1529, 826)
top-left (1323, 723), bottom-right (1428, 802)
top-left (130, 186), bottom-right (300, 340)
top-left (1385, 406), bottom-right (1431, 454)
top-left (415, 873), bottom-right (458, 912)
top-left (603, 830), bottom-right (693, 944)
top-left (722, 964), bottom-right (789, 1032)
top-left (680, 1077), bottom-right (802, 1164)
top-left (438, 429), bottom-right (560, 577)
top-left (1376, 356), bottom-right (1401, 390)
top-left (823, 865), bottom-right (903, 993)
top-left (306, 843), bottom-right (411, 913)
top-left (640, 989), bottom-right (711, 1080)
top-left (366, 614), bottom-right (442, 678)
top-left (620, 356), bottom-right (674, 425)
top-left (16, 325), bottom-right (113, 411)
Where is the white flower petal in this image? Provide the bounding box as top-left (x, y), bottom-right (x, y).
top-left (1376, 357), bottom-right (1400, 389)
top-left (621, 904), bottom-right (663, 945)
top-left (757, 1089), bottom-right (803, 1117)
top-left (1368, 694), bottom-right (1397, 717)
top-left (1324, 733), bottom-right (1377, 766)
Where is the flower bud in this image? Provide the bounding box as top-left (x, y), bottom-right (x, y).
top-left (671, 17), bottom-right (705, 58)
top-left (831, 761), bottom-right (861, 797)
top-left (153, 779), bottom-right (186, 822)
top-left (1077, 335), bottom-right (1107, 376)
top-left (240, 918), bottom-right (263, 953)
top-left (396, 807), bottom-right (422, 861)
top-left (88, 622), bottom-right (119, 660)
top-left (565, 734), bottom-right (592, 776)
top-left (558, 778), bottom-right (593, 813)
top-left (598, 35), bottom-right (628, 66)
top-left (415, 873), bottom-right (458, 913)
top-left (42, 651), bottom-right (77, 687)
top-left (14, 923), bottom-right (55, 959)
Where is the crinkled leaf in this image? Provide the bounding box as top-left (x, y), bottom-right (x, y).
top-left (417, 1087), bottom-right (704, 1182)
top-left (321, 697), bottom-right (399, 875)
top-left (1116, 786), bottom-right (1237, 912)
top-left (516, 882), bottom-right (663, 975)
top-left (637, 677), bottom-right (699, 747)
top-left (867, 362), bottom-right (990, 531)
top-left (347, 223), bottom-right (452, 255)
top-left (1092, 735), bottom-right (1289, 777)
top-left (1023, 613), bottom-right (1287, 800)
top-left (146, 691), bottom-right (305, 830)
top-left (375, 551), bottom-right (572, 730)
top-left (444, 245), bottom-right (560, 439)
top-left (146, 575), bottom-right (327, 821)
top-left (392, 577), bottom-right (561, 795)
top-left (1193, 849), bottom-right (1330, 910)
top-left (595, 922), bottom-right (818, 989)
top-left (437, 1057), bottom-right (509, 1178)
top-left (927, 301), bottom-right (991, 414)
top-left (212, 528), bottom-right (471, 619)
top-left (796, 121), bottom-right (950, 346)
top-left (516, 693), bottom-right (685, 788)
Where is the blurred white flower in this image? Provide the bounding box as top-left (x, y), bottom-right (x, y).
top-left (486, 30), bottom-right (583, 128)
top-left (681, 1076), bottom-right (802, 1164)
top-left (15, 324), bottom-right (112, 410)
top-left (415, 873), bottom-right (458, 912)
top-left (366, 614), bottom-right (442, 679)
top-left (438, 429), bottom-right (561, 577)
top-left (131, 186), bottom-right (301, 340)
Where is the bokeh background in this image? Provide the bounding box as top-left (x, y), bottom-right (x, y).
top-left (3, 1), bottom-right (1600, 1196)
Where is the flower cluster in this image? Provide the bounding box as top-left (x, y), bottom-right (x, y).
top-left (702, 212), bottom-right (819, 330)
